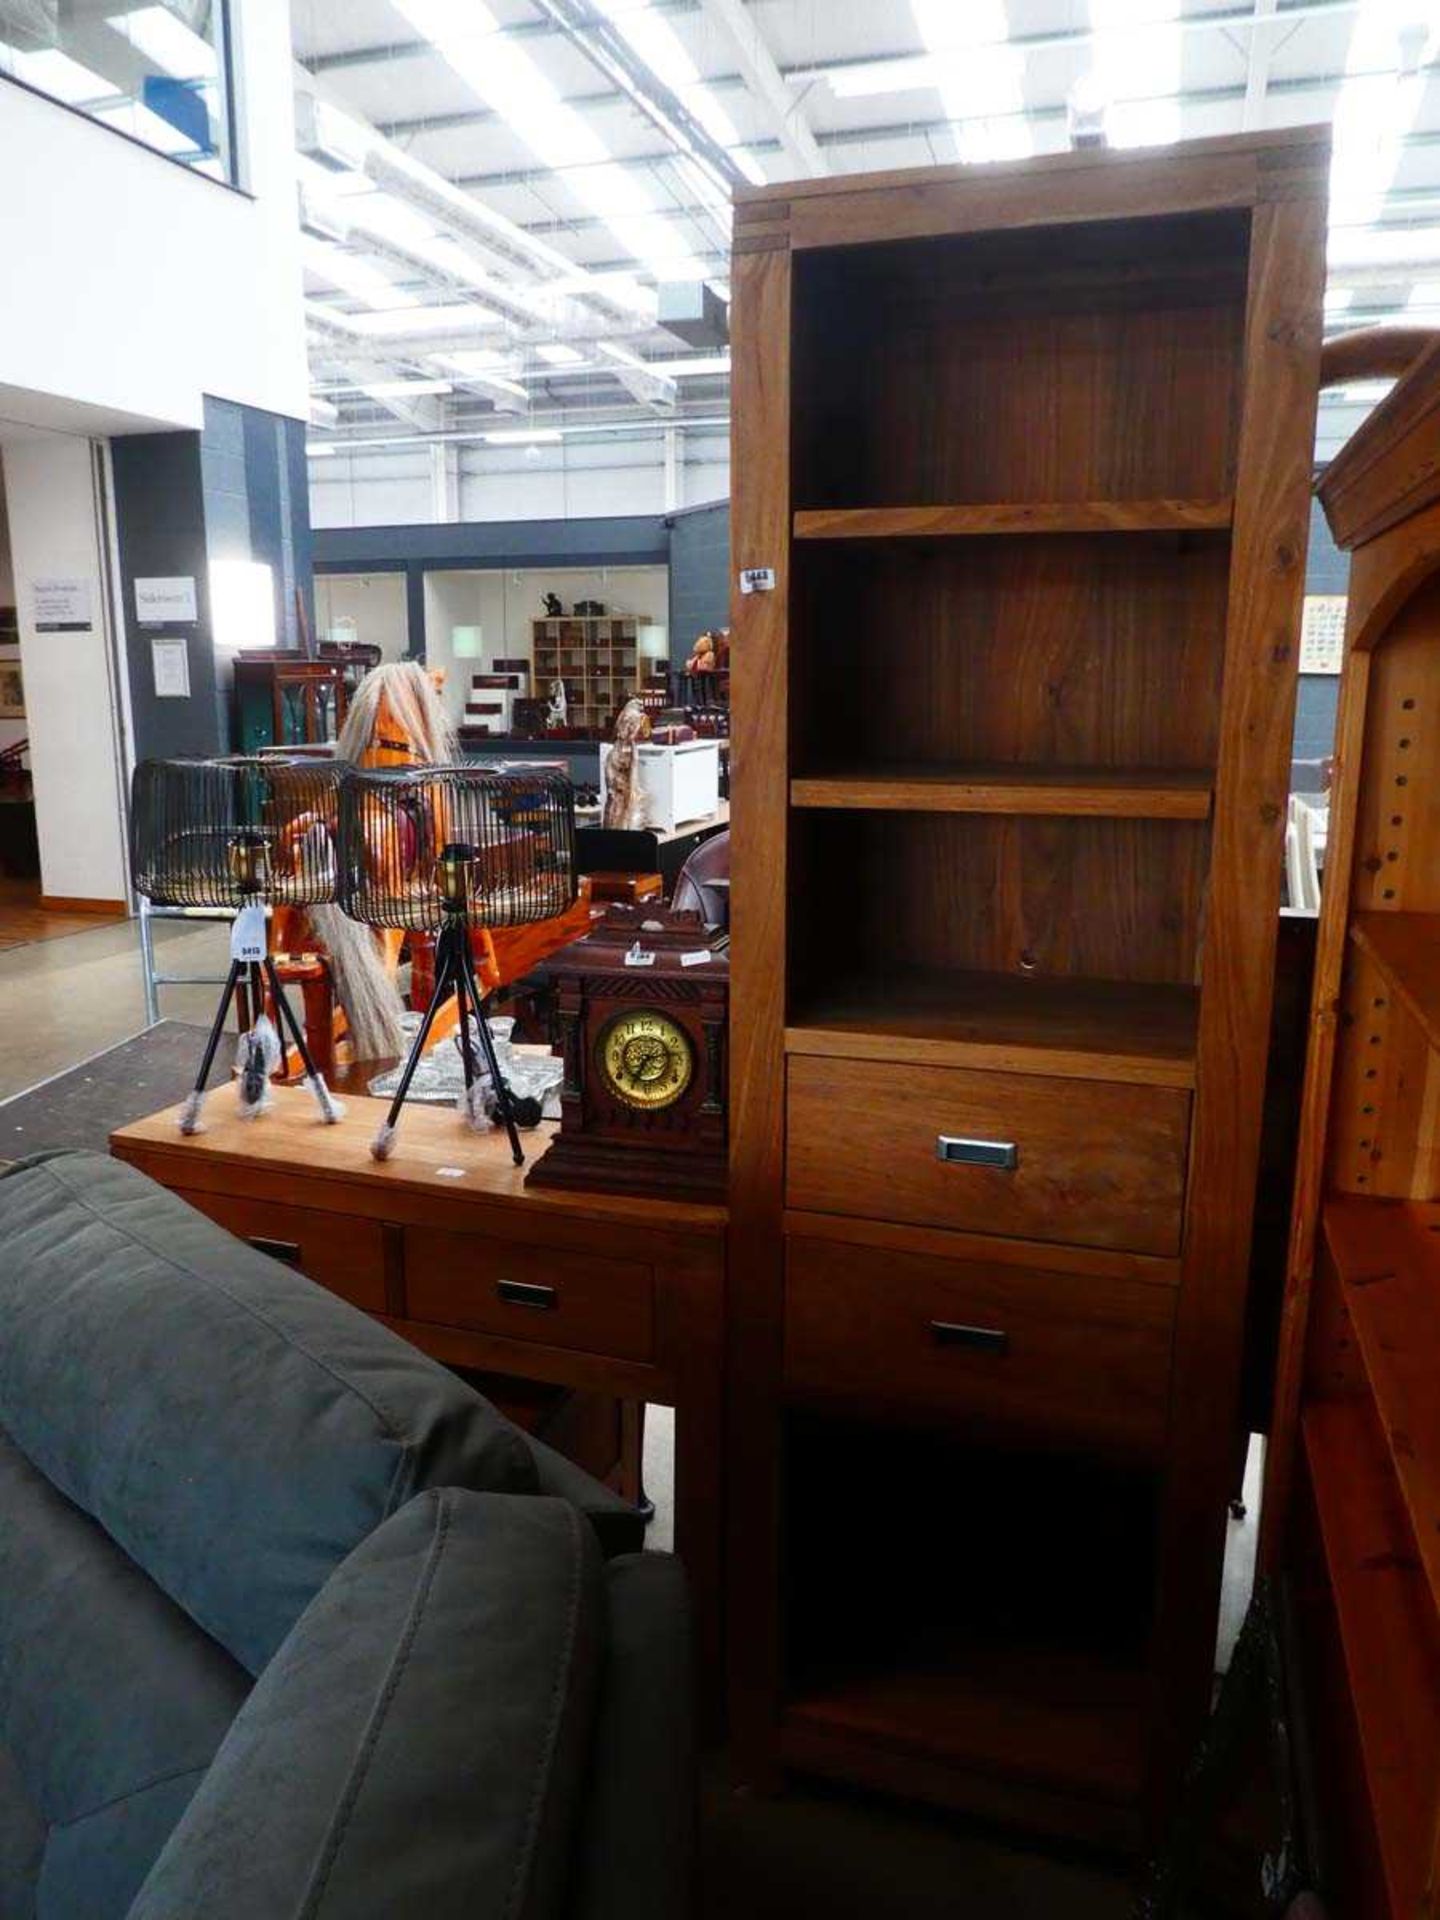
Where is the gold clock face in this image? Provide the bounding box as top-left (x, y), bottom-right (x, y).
top-left (599, 1010), bottom-right (694, 1110)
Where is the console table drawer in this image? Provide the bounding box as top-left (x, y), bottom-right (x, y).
top-left (172, 1189), bottom-right (388, 1313)
top-left (785, 1236), bottom-right (1175, 1457)
top-left (786, 1057), bottom-right (1189, 1257)
top-left (404, 1228), bottom-right (655, 1363)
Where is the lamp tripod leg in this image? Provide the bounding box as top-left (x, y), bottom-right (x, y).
top-left (370, 942), bottom-right (456, 1162)
top-left (458, 941), bottom-right (525, 1168)
top-left (180, 958), bottom-right (245, 1135)
top-left (262, 955), bottom-right (344, 1124)
top-left (452, 955), bottom-right (488, 1134)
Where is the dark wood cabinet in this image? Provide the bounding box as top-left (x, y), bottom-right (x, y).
top-left (726, 128), bottom-right (1328, 1836)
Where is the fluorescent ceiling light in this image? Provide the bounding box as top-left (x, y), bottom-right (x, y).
top-left (389, 0), bottom-right (708, 283)
top-left (484, 429), bottom-right (563, 445)
top-left (1323, 286), bottom-right (1355, 314)
top-left (591, 0), bottom-right (765, 187)
top-left (911, 1), bottom-right (1031, 164)
top-left (16, 47), bottom-right (111, 103)
top-left (303, 237), bottom-right (419, 311)
top-left (357, 378), bottom-right (454, 398)
top-left (598, 340), bottom-right (648, 370)
top-left (1085, 0), bottom-right (1182, 151)
top-left (307, 443), bottom-right (338, 457)
top-left (826, 54), bottom-right (939, 100)
top-left (106, 6), bottom-right (216, 78)
top-left (643, 354), bottom-right (731, 376)
top-left (1328, 224), bottom-right (1440, 270)
top-left (344, 303), bottom-right (494, 335)
top-left (444, 348), bottom-right (518, 375)
top-left (536, 343), bottom-right (586, 367)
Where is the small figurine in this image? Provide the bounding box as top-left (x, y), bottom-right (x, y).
top-left (546, 678), bottom-right (568, 729)
top-left (603, 696), bottom-right (651, 829)
top-left (542, 592), bottom-right (563, 617)
top-left (684, 628), bottom-right (730, 674)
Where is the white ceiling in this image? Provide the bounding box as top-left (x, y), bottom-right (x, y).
top-left (291, 0), bottom-right (1440, 464)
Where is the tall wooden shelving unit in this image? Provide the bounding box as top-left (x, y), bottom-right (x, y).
top-left (727, 129), bottom-right (1327, 1838)
top-left (532, 616), bottom-right (640, 733)
top-left (1261, 334), bottom-right (1440, 1919)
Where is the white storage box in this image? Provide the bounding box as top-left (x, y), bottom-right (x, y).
top-left (602, 738), bottom-right (720, 834)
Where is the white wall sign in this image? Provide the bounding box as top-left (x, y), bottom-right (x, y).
top-left (135, 575), bottom-right (198, 626)
top-left (151, 635), bottom-right (191, 699)
top-left (1300, 595), bottom-right (1347, 675)
top-left (30, 574), bottom-right (93, 632)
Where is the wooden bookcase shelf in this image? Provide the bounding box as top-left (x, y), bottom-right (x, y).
top-left (1301, 1397), bottom-right (1440, 1919)
top-left (790, 767), bottom-right (1213, 820)
top-left (793, 500), bottom-right (1235, 540)
top-left (786, 968), bottom-right (1199, 1087)
top-left (730, 130), bottom-right (1327, 1833)
top-left (1349, 912), bottom-right (1440, 1054)
top-left (531, 615), bottom-right (640, 733)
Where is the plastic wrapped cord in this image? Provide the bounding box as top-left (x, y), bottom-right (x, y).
top-left (177, 1090), bottom-right (207, 1136)
top-left (458, 1080), bottom-right (492, 1131)
top-left (304, 1075), bottom-right (346, 1125)
top-left (235, 1015), bottom-right (282, 1120)
top-left (370, 1121), bottom-right (398, 1162)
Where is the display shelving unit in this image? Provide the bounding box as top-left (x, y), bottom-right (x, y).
top-left (531, 616), bottom-right (640, 734)
top-left (1262, 331), bottom-right (1440, 1918)
top-left (727, 128), bottom-right (1328, 1839)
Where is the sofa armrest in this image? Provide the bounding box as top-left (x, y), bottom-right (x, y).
top-left (528, 1435), bottom-right (648, 1558)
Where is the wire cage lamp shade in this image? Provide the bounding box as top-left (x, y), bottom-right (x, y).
top-left (130, 754), bottom-right (348, 909)
top-left (129, 754), bottom-right (350, 1136)
top-left (338, 764), bottom-right (577, 933)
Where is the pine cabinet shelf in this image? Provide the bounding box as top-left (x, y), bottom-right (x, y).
top-left (1301, 1396), bottom-right (1440, 1920)
top-left (790, 766), bottom-right (1213, 820)
top-left (792, 500), bottom-right (1235, 541)
top-left (1348, 911), bottom-right (1440, 1053)
top-left (786, 968), bottom-right (1199, 1087)
top-left (1323, 1197), bottom-right (1440, 1615)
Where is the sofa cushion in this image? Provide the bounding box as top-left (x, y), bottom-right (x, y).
top-left (0, 1742), bottom-right (44, 1920)
top-left (0, 1151), bottom-right (537, 1676)
top-left (0, 1427), bottom-right (250, 1920)
top-left (567, 1553), bottom-right (695, 1920)
top-left (127, 1490), bottom-right (602, 1920)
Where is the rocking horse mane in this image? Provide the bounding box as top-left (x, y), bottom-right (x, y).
top-left (337, 659), bottom-right (457, 768)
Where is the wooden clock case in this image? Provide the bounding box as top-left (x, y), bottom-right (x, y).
top-left (527, 905), bottom-right (728, 1201)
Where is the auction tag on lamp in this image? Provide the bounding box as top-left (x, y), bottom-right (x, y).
top-left (739, 566), bottom-right (776, 594)
top-left (230, 904), bottom-right (266, 963)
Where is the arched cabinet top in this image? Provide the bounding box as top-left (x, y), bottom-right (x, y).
top-left (1319, 329), bottom-right (1440, 552)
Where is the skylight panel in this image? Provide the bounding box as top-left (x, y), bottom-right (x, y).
top-left (1330, 1), bottom-right (1433, 236)
top-left (303, 239), bottom-right (421, 311)
top-left (1086, 0), bottom-right (1182, 150)
top-left (910, 0), bottom-right (1031, 164)
top-left (591, 0), bottom-right (766, 186)
top-left (390, 0), bottom-right (709, 281)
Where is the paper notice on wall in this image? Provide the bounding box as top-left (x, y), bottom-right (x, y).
top-left (30, 575), bottom-right (92, 633)
top-left (135, 576), bottom-right (198, 626)
top-left (1300, 595), bottom-right (1346, 675)
top-left (151, 636), bottom-right (191, 699)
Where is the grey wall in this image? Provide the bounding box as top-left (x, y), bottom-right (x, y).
top-left (667, 500), bottom-right (729, 667)
top-left (112, 397), bottom-right (314, 759)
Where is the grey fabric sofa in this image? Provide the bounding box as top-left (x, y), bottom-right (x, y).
top-left (0, 1150), bottom-right (694, 1920)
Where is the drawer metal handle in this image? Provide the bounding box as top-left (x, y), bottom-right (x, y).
top-left (249, 1235), bottom-right (301, 1266)
top-left (929, 1321), bottom-right (1010, 1355)
top-left (936, 1134), bottom-right (1017, 1170)
top-left (496, 1279), bottom-right (558, 1311)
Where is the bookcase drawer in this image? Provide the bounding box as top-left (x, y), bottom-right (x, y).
top-left (785, 1236), bottom-right (1175, 1457)
top-left (786, 1057), bottom-right (1189, 1256)
top-left (171, 1189), bottom-right (388, 1313)
top-left (404, 1228), bottom-right (655, 1364)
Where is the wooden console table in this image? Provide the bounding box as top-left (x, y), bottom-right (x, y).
top-left (110, 1087), bottom-right (727, 1698)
